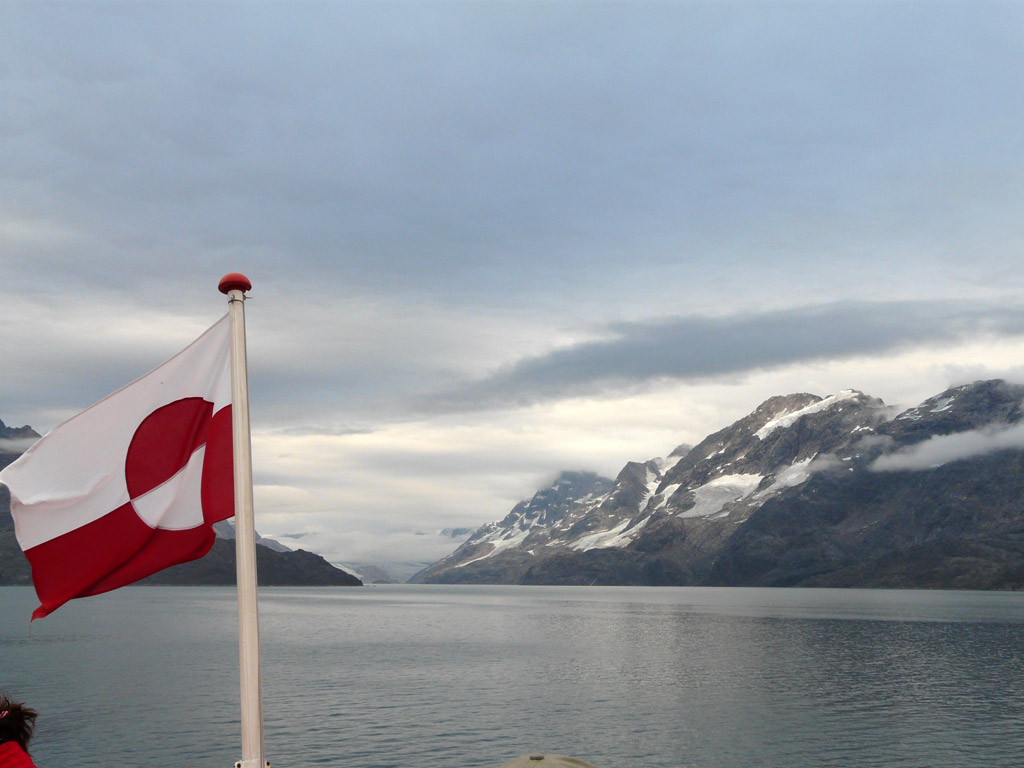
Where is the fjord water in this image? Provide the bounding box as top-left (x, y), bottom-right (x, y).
top-left (3, 586), bottom-right (1023, 768)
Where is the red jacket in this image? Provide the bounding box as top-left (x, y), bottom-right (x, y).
top-left (0, 742), bottom-right (37, 768)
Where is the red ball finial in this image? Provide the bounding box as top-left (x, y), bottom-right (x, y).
top-left (218, 273), bottom-right (252, 294)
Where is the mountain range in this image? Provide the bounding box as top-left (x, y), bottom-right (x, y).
top-left (412, 380), bottom-right (1024, 589)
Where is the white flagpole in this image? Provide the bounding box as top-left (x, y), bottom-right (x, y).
top-left (219, 273), bottom-right (267, 768)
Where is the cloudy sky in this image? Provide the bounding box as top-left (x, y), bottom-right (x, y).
top-left (3, 0), bottom-right (1024, 573)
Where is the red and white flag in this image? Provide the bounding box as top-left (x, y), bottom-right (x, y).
top-left (0, 316), bottom-right (236, 619)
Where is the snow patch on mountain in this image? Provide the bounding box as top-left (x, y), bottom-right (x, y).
top-left (486, 526), bottom-right (530, 550)
top-left (897, 385), bottom-right (969, 421)
top-left (755, 455), bottom-right (843, 498)
top-left (756, 458), bottom-right (814, 497)
top-left (650, 483), bottom-right (681, 511)
top-left (649, 456), bottom-right (670, 474)
top-left (636, 465), bottom-right (667, 513)
top-left (570, 517), bottom-right (650, 551)
top-left (755, 390), bottom-right (860, 439)
top-left (455, 528), bottom-right (532, 568)
top-left (679, 473), bottom-right (763, 518)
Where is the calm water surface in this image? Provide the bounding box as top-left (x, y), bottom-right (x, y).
top-left (2, 585), bottom-right (1023, 767)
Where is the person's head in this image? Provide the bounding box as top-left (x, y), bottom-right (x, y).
top-left (0, 695), bottom-right (37, 753)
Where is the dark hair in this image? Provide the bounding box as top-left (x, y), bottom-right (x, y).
top-left (0, 694), bottom-right (38, 753)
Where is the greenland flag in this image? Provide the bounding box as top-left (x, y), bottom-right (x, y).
top-left (0, 316), bottom-right (235, 619)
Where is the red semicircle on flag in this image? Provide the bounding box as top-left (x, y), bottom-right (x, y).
top-left (125, 397), bottom-right (235, 527)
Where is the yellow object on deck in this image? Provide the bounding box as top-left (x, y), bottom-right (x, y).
top-left (497, 756), bottom-right (602, 768)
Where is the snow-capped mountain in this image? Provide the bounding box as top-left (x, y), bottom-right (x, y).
top-left (413, 381), bottom-right (1024, 589)
top-left (413, 471), bottom-right (614, 582)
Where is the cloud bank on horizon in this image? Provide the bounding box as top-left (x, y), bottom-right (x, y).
top-left (3, 1), bottom-right (1024, 569)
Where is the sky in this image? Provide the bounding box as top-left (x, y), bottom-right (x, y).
top-left (3, 0), bottom-right (1024, 574)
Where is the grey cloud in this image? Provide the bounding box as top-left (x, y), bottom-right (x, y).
top-left (4, 2), bottom-right (1024, 309)
top-left (276, 426), bottom-right (376, 438)
top-left (854, 434), bottom-right (897, 454)
top-left (426, 301), bottom-right (1024, 411)
top-left (871, 422), bottom-right (1024, 472)
top-left (0, 437), bottom-right (39, 454)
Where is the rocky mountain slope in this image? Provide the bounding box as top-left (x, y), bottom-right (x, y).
top-left (413, 381), bottom-right (1024, 589)
top-left (0, 418), bottom-right (40, 442)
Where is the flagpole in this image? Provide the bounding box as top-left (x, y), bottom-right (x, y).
top-left (219, 273), bottom-right (267, 768)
